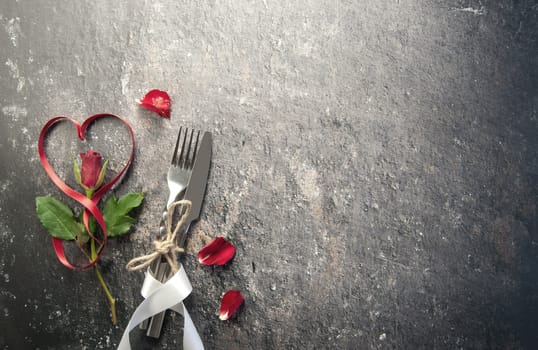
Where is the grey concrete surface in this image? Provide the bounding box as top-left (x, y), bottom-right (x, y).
top-left (1, 0), bottom-right (537, 349)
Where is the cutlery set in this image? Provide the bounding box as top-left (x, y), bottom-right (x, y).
top-left (140, 126), bottom-right (212, 338)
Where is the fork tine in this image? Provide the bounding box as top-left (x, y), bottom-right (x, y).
top-left (189, 131), bottom-right (200, 168)
top-left (171, 126), bottom-right (183, 165)
top-left (178, 128), bottom-right (189, 166)
top-left (182, 129), bottom-right (196, 168)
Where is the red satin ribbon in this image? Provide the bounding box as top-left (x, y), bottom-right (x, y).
top-left (38, 114), bottom-right (135, 270)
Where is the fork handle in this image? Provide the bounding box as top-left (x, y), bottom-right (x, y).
top-left (145, 261), bottom-right (172, 337)
top-left (138, 211), bottom-right (168, 331)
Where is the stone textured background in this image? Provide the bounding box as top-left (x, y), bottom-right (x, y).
top-left (1, 0), bottom-right (537, 349)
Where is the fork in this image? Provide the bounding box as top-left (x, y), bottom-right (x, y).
top-left (165, 127), bottom-right (200, 210)
top-left (139, 126), bottom-right (200, 332)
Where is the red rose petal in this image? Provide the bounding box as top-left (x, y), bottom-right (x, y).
top-left (219, 290), bottom-right (244, 320)
top-left (198, 237), bottom-right (235, 266)
top-left (79, 150), bottom-right (102, 189)
top-left (137, 89), bottom-right (171, 118)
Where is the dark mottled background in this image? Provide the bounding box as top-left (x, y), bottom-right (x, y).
top-left (1, 0), bottom-right (537, 349)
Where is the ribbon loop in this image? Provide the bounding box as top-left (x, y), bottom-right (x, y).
top-left (118, 265), bottom-right (204, 350)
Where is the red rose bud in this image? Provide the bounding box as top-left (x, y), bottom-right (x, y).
top-left (219, 290), bottom-right (244, 321)
top-left (198, 237), bottom-right (235, 266)
top-left (76, 150), bottom-right (108, 195)
top-left (80, 150), bottom-right (102, 188)
top-left (137, 89), bottom-right (171, 118)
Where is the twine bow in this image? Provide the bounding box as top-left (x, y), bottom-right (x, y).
top-left (127, 200), bottom-right (192, 273)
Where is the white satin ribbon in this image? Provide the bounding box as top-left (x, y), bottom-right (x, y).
top-left (117, 264), bottom-right (204, 350)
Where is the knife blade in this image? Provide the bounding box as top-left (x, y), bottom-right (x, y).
top-left (146, 131), bottom-right (212, 338)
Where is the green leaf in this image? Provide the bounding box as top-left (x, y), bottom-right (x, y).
top-left (117, 192), bottom-right (144, 212)
top-left (73, 160), bottom-right (82, 185)
top-left (88, 215), bottom-right (97, 234)
top-left (95, 159), bottom-right (109, 189)
top-left (36, 196), bottom-right (84, 240)
top-left (75, 211), bottom-right (92, 245)
top-left (76, 229), bottom-right (90, 245)
top-left (106, 215), bottom-right (136, 236)
top-left (102, 192), bottom-right (144, 237)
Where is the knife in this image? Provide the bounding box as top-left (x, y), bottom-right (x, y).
top-left (146, 131), bottom-right (212, 338)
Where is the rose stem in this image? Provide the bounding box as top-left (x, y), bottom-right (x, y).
top-left (90, 238), bottom-right (117, 325)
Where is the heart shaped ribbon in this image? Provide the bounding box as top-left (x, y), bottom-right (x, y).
top-left (38, 114), bottom-right (135, 270)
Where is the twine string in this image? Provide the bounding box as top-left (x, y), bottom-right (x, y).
top-left (127, 200), bottom-right (192, 273)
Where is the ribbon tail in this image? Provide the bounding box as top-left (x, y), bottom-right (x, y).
top-left (170, 302), bottom-right (204, 350)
